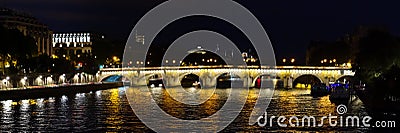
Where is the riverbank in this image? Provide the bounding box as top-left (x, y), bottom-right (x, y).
top-left (0, 82), bottom-right (123, 100)
top-left (356, 89), bottom-right (400, 113)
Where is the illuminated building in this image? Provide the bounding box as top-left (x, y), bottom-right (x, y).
top-left (0, 8), bottom-right (53, 55)
top-left (52, 32), bottom-right (103, 59)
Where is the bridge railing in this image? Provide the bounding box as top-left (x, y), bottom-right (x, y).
top-left (99, 65), bottom-right (352, 72)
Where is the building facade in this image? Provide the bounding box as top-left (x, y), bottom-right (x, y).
top-left (0, 8), bottom-right (53, 55)
top-left (52, 32), bottom-right (104, 60)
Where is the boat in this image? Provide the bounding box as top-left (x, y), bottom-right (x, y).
top-left (192, 81), bottom-right (201, 88)
top-left (311, 83), bottom-right (329, 97)
top-left (329, 83), bottom-right (350, 104)
top-left (148, 78), bottom-right (163, 87)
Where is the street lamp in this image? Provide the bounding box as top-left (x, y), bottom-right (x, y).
top-left (282, 59), bottom-right (287, 63)
top-left (291, 58), bottom-right (295, 63)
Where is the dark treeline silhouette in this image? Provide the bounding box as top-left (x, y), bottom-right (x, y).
top-left (353, 28), bottom-right (400, 112)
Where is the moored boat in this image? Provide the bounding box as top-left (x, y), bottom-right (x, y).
top-left (311, 83), bottom-right (329, 97)
top-left (329, 84), bottom-right (350, 104)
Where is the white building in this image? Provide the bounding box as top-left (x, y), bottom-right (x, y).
top-left (52, 32), bottom-right (100, 58)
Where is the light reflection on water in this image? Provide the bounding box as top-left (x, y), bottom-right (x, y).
top-left (0, 87), bottom-right (370, 132)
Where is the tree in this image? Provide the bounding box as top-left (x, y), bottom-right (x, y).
top-left (354, 29), bottom-right (400, 85)
top-left (0, 26), bottom-right (37, 75)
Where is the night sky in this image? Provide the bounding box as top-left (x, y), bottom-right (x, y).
top-left (3, 0), bottom-right (400, 64)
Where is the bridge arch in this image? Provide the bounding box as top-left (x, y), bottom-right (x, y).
top-left (178, 72), bottom-right (198, 80)
top-left (180, 73), bottom-right (201, 88)
top-left (293, 74), bottom-right (323, 89)
top-left (216, 72), bottom-right (243, 88)
top-left (252, 74), bottom-right (280, 88)
top-left (214, 72), bottom-right (244, 80)
top-left (336, 75), bottom-right (354, 83)
top-left (141, 73), bottom-right (163, 80)
top-left (100, 75), bottom-right (130, 82)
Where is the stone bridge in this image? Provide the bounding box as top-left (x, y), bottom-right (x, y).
top-left (98, 66), bottom-right (354, 88)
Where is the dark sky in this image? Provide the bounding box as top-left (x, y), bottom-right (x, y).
top-left (3, 0), bottom-right (400, 64)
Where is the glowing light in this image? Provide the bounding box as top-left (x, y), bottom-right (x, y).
top-left (346, 63), bottom-right (352, 68)
top-left (291, 58), bottom-right (295, 63)
top-left (283, 59), bottom-right (287, 63)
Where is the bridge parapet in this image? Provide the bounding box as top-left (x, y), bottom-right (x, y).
top-left (98, 66), bottom-right (354, 88)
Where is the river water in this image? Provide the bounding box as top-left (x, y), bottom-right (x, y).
top-left (0, 87), bottom-right (379, 132)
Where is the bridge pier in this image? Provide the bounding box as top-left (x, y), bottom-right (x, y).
top-left (164, 75), bottom-right (181, 87)
top-left (200, 76), bottom-right (217, 88)
top-left (243, 76), bottom-right (252, 88)
top-left (283, 76), bottom-right (293, 89)
top-left (130, 76), bottom-right (148, 86)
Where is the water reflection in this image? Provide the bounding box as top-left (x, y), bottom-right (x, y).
top-left (0, 87), bottom-right (372, 132)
